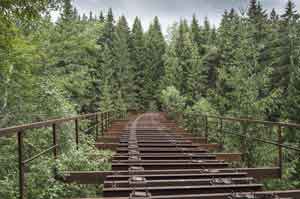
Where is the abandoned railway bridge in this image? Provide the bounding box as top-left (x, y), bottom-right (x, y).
top-left (1, 111), bottom-right (300, 199)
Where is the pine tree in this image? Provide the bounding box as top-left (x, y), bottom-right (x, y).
top-left (97, 8), bottom-right (114, 47)
top-left (92, 8), bottom-right (115, 110)
top-left (210, 26), bottom-right (217, 45)
top-left (81, 13), bottom-right (88, 21)
top-left (270, 8), bottom-right (279, 22)
top-left (144, 16), bottom-right (166, 109)
top-left (89, 11), bottom-right (94, 21)
top-left (247, 0), bottom-right (257, 19)
top-left (201, 17), bottom-right (211, 50)
top-left (130, 17), bottom-right (147, 110)
top-left (112, 16), bottom-right (135, 108)
top-left (164, 21), bottom-right (204, 104)
top-left (61, 0), bottom-right (74, 22)
top-left (190, 15), bottom-right (203, 54)
top-left (272, 0), bottom-right (300, 95)
top-left (99, 11), bottom-right (105, 23)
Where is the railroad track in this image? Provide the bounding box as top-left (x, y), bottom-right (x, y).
top-left (65, 112), bottom-right (300, 199)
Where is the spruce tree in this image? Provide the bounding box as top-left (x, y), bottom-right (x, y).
top-left (270, 9), bottom-right (279, 22)
top-left (272, 0), bottom-right (300, 95)
top-left (201, 17), bottom-right (211, 50)
top-left (99, 11), bottom-right (105, 23)
top-left (112, 16), bottom-right (135, 108)
top-left (190, 15), bottom-right (203, 54)
top-left (97, 8), bottom-right (114, 47)
top-left (144, 16), bottom-right (166, 109)
top-left (93, 8), bottom-right (115, 110)
top-left (130, 17), bottom-right (147, 110)
top-left (89, 11), bottom-right (94, 21)
top-left (247, 0), bottom-right (258, 19)
top-left (61, 0), bottom-right (74, 22)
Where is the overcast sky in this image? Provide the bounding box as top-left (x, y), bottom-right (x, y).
top-left (71, 0), bottom-right (300, 32)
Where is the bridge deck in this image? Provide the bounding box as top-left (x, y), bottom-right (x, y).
top-left (93, 113), bottom-right (295, 199)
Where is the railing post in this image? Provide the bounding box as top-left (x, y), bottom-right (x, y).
top-left (106, 112), bottom-right (109, 128)
top-left (75, 119), bottom-right (79, 150)
top-left (278, 125), bottom-right (283, 178)
top-left (107, 112), bottom-right (111, 127)
top-left (205, 116), bottom-right (208, 144)
top-left (52, 124), bottom-right (58, 158)
top-left (18, 131), bottom-right (25, 199)
top-left (220, 118), bottom-right (223, 149)
top-left (95, 114), bottom-right (99, 140)
top-left (101, 113), bottom-right (104, 136)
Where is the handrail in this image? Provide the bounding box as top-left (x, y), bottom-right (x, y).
top-left (186, 112), bottom-right (300, 129)
top-left (0, 111), bottom-right (111, 137)
top-left (0, 110), bottom-right (127, 199)
top-left (179, 111), bottom-right (300, 179)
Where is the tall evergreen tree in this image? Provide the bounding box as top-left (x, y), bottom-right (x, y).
top-left (144, 16), bottom-right (166, 109)
top-left (130, 17), bottom-right (147, 110)
top-left (97, 8), bottom-right (114, 47)
top-left (112, 16), bottom-right (135, 108)
top-left (89, 11), bottom-right (94, 21)
top-left (272, 0), bottom-right (300, 95)
top-left (190, 15), bottom-right (204, 54)
top-left (247, 0), bottom-right (258, 19)
top-left (99, 11), bottom-right (105, 23)
top-left (92, 8), bottom-right (116, 110)
top-left (61, 0), bottom-right (74, 22)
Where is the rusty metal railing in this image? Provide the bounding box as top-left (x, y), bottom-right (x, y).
top-left (0, 110), bottom-right (127, 199)
top-left (180, 112), bottom-right (300, 178)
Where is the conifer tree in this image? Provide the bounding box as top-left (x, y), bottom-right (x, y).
top-left (144, 16), bottom-right (166, 109)
top-left (99, 11), bottom-right (105, 23)
top-left (130, 17), bottom-right (147, 110)
top-left (247, 0), bottom-right (258, 19)
top-left (97, 8), bottom-right (114, 47)
top-left (112, 16), bottom-right (135, 108)
top-left (202, 17), bottom-right (211, 46)
top-left (272, 0), bottom-right (300, 96)
top-left (92, 8), bottom-right (115, 110)
top-left (190, 15), bottom-right (203, 54)
top-left (270, 8), bottom-right (279, 22)
top-left (89, 11), bottom-right (94, 21)
top-left (61, 0), bottom-right (74, 22)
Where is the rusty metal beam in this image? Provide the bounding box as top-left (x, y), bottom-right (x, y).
top-left (96, 190), bottom-right (300, 199)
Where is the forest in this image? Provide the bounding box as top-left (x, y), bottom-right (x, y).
top-left (1, 0), bottom-right (300, 198)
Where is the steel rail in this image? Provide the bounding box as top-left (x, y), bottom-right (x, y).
top-left (222, 128), bottom-right (300, 152)
top-left (0, 111), bottom-right (111, 137)
top-left (190, 113), bottom-right (300, 128)
top-left (22, 144), bottom-right (59, 165)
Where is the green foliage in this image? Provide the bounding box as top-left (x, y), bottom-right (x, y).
top-left (144, 17), bottom-right (166, 109)
top-left (160, 86), bottom-right (186, 119)
top-left (2, 0), bottom-right (300, 196)
top-left (130, 17), bottom-right (147, 110)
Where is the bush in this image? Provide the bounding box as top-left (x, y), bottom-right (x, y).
top-left (0, 134), bottom-right (114, 199)
top-left (160, 86), bottom-right (186, 119)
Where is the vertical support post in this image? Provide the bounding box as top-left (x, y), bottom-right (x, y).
top-left (219, 118), bottom-right (223, 150)
top-left (103, 112), bottom-right (106, 131)
top-left (75, 119), bottom-right (79, 150)
top-left (106, 112), bottom-right (109, 128)
top-left (95, 114), bottom-right (99, 140)
top-left (108, 112), bottom-right (110, 128)
top-left (241, 121), bottom-right (247, 164)
top-left (101, 113), bottom-right (104, 136)
top-left (278, 125), bottom-right (283, 178)
top-left (18, 131), bottom-right (25, 199)
top-left (52, 123), bottom-right (57, 158)
top-left (205, 116), bottom-right (208, 144)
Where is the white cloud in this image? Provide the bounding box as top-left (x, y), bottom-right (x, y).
top-left (70, 0), bottom-right (300, 32)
